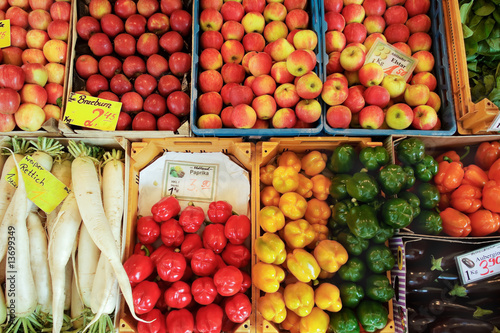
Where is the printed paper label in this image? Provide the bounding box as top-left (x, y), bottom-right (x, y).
top-left (63, 92), bottom-right (121, 131)
top-left (455, 242), bottom-right (500, 284)
top-left (364, 39), bottom-right (418, 81)
top-left (0, 20), bottom-right (11, 48)
top-left (164, 162), bottom-right (218, 202)
top-left (487, 112), bottom-right (500, 132)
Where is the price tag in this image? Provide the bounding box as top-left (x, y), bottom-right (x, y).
top-left (163, 161), bottom-right (218, 202)
top-left (487, 112), bottom-right (500, 132)
top-left (5, 156), bottom-right (70, 214)
top-left (455, 242), bottom-right (500, 284)
top-left (63, 92), bottom-right (121, 131)
top-left (0, 20), bottom-right (11, 48)
top-left (364, 39), bottom-right (418, 81)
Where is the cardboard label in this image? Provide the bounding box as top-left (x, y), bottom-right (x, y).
top-left (5, 156), bottom-right (70, 213)
top-left (63, 93), bottom-right (121, 131)
top-left (163, 162), bottom-right (218, 202)
top-left (455, 242), bottom-right (500, 284)
top-left (364, 39), bottom-right (418, 81)
top-left (0, 20), bottom-right (11, 48)
top-left (487, 112), bottom-right (500, 132)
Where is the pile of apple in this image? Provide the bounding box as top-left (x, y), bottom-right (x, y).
top-left (322, 0), bottom-right (442, 130)
top-left (195, 0), bottom-right (323, 130)
top-left (74, 0), bottom-right (192, 131)
top-left (0, 0), bottom-right (70, 132)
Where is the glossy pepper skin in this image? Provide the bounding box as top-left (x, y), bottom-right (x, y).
top-left (191, 248), bottom-right (217, 276)
top-left (329, 174), bottom-right (352, 201)
top-left (313, 240), bottom-right (348, 273)
top-left (402, 166), bottom-right (416, 190)
top-left (133, 281), bottom-right (161, 314)
top-left (365, 275), bottom-right (394, 302)
top-left (207, 200), bottom-right (232, 224)
top-left (436, 146), bottom-right (469, 165)
top-left (311, 175), bottom-right (331, 201)
top-left (359, 146), bottom-right (389, 171)
top-left (157, 251), bottom-right (186, 282)
top-left (180, 233), bottom-right (203, 262)
top-left (483, 180), bottom-right (500, 213)
top-left (435, 159), bottom-right (465, 193)
top-left (287, 249), bottom-right (321, 283)
top-left (469, 209), bottom-right (500, 236)
top-left (357, 300), bottom-right (388, 332)
top-left (450, 184), bottom-right (482, 213)
top-left (365, 245), bottom-right (396, 274)
top-left (309, 224), bottom-right (329, 249)
top-left (328, 145), bottom-right (357, 174)
top-left (196, 304), bottom-right (223, 333)
top-left (202, 224), bottom-right (227, 253)
top-left (304, 198), bottom-right (331, 225)
top-left (134, 243), bottom-right (154, 256)
top-left (396, 138), bottom-right (425, 165)
top-left (213, 266), bottom-right (243, 296)
top-left (151, 196), bottom-right (181, 222)
top-left (328, 308), bottom-right (360, 333)
top-left (225, 293), bottom-right (251, 324)
top-left (261, 186), bottom-right (281, 206)
top-left (416, 183), bottom-right (441, 210)
top-left (336, 229), bottom-right (369, 256)
top-left (377, 164), bottom-right (407, 195)
top-left (222, 244), bottom-right (250, 268)
top-left (281, 311), bottom-right (301, 333)
top-left (314, 283), bottom-right (342, 312)
top-left (166, 309), bottom-right (194, 333)
top-left (381, 198), bottom-right (413, 229)
top-left (440, 207), bottom-right (472, 237)
top-left (346, 172), bottom-right (379, 203)
top-left (301, 151), bottom-right (327, 176)
top-left (258, 292), bottom-right (287, 323)
top-left (299, 307), bottom-right (329, 333)
top-left (338, 257), bottom-right (366, 282)
top-left (489, 158), bottom-right (500, 183)
top-left (137, 309), bottom-right (166, 333)
top-left (339, 282), bottom-right (364, 308)
top-left (160, 219), bottom-right (184, 247)
top-left (259, 206), bottom-right (285, 233)
top-left (412, 210), bottom-right (443, 235)
top-left (284, 219), bottom-right (316, 249)
top-left (346, 205), bottom-right (380, 240)
top-left (191, 277), bottom-right (218, 305)
top-left (284, 282), bottom-right (315, 317)
top-left (260, 164), bottom-right (276, 186)
top-left (179, 204), bottom-right (205, 233)
top-left (123, 254), bottom-right (155, 284)
top-left (252, 262), bottom-right (285, 293)
top-left (136, 216), bottom-right (160, 244)
top-left (150, 245), bottom-right (174, 266)
top-left (225, 215), bottom-right (251, 245)
top-left (462, 165), bottom-right (488, 188)
top-left (414, 154), bottom-right (438, 182)
top-left (297, 174), bottom-right (314, 198)
top-left (372, 222), bottom-right (394, 244)
top-left (397, 191), bottom-right (420, 218)
top-left (279, 192), bottom-right (308, 220)
top-left (255, 233), bottom-right (286, 265)
top-left (278, 151), bottom-right (302, 172)
top-left (330, 199), bottom-right (354, 228)
top-left (273, 166), bottom-right (300, 193)
top-left (164, 281), bottom-right (192, 309)
top-left (475, 141), bottom-right (500, 170)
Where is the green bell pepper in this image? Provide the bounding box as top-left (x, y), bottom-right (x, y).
top-left (359, 147), bottom-right (389, 171)
top-left (346, 172), bottom-right (379, 203)
top-left (336, 229), bottom-right (369, 256)
top-left (403, 166), bottom-right (416, 190)
top-left (365, 275), bottom-right (394, 303)
top-left (329, 308), bottom-right (360, 333)
top-left (367, 196), bottom-right (385, 213)
top-left (346, 205), bottom-right (380, 240)
top-left (356, 300), bottom-right (389, 332)
top-left (329, 174), bottom-right (352, 201)
top-left (372, 222), bottom-right (394, 244)
top-left (414, 154), bottom-right (438, 182)
top-left (416, 183), bottom-right (440, 209)
top-left (338, 257), bottom-right (366, 282)
top-left (396, 138), bottom-right (425, 165)
top-left (330, 199), bottom-right (354, 228)
top-left (397, 191), bottom-right (420, 218)
top-left (365, 245), bottom-right (395, 274)
top-left (411, 210), bottom-right (443, 235)
top-left (328, 145), bottom-right (357, 174)
top-left (381, 198), bottom-right (413, 229)
top-left (377, 164), bottom-right (407, 196)
top-left (339, 282), bottom-right (364, 308)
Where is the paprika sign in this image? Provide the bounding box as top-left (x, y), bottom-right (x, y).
top-left (164, 161), bottom-right (218, 202)
top-left (364, 39), bottom-right (418, 81)
top-left (455, 242), bottom-right (500, 284)
top-left (63, 92), bottom-right (122, 131)
top-left (0, 20), bottom-right (11, 48)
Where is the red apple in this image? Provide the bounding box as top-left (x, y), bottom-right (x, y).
top-left (198, 92), bottom-right (223, 115)
top-left (121, 91), bottom-right (143, 112)
top-left (274, 83), bottom-right (299, 108)
top-left (28, 9), bottom-right (52, 31)
top-left (263, 2), bottom-right (287, 22)
top-left (364, 85), bottom-right (390, 108)
top-left (325, 30), bottom-right (346, 54)
top-left (220, 106), bottom-right (234, 127)
top-left (363, 15), bottom-right (385, 34)
top-left (412, 50), bottom-right (435, 73)
top-left (45, 62), bottom-right (64, 84)
top-left (248, 52), bottom-right (273, 77)
top-left (11, 26), bottom-right (27, 49)
top-left (242, 33), bottom-right (266, 52)
top-left (6, 7), bottom-right (29, 29)
top-left (384, 5), bottom-right (407, 25)
top-left (30, 0), bottom-right (53, 11)
top-left (321, 77), bottom-right (348, 106)
top-left (158, 75), bottom-right (181, 96)
top-left (271, 61), bottom-right (295, 84)
top-left (21, 48), bottom-right (44, 66)
top-left (295, 99), bottom-right (321, 123)
top-left (137, 0), bottom-right (159, 17)
top-left (324, 11), bottom-right (345, 32)
top-left (98, 56), bottom-right (122, 79)
top-left (144, 93), bottom-right (167, 117)
top-left (296, 72), bottom-right (322, 99)
top-left (110, 74), bottom-right (133, 95)
top-left (230, 85), bottom-right (254, 106)
top-left (116, 112), bottom-right (132, 130)
top-left (170, 9), bottom-right (192, 36)
top-left (198, 114), bottom-right (222, 129)
top-left (0, 88), bottom-right (21, 114)
top-left (88, 0), bottom-right (112, 19)
top-left (339, 45), bottom-right (365, 72)
top-left (221, 40), bottom-right (245, 64)
top-left (0, 113), bottom-right (16, 132)
top-left (385, 103), bottom-right (413, 129)
top-left (135, 74), bottom-right (157, 97)
top-left (201, 0), bottom-right (222, 11)
top-left (42, 104), bottom-right (60, 121)
top-left (231, 104), bottom-right (257, 128)
top-left (243, 0), bottom-right (266, 13)
top-left (406, 14), bottom-right (431, 34)
top-left (252, 74), bottom-right (276, 96)
top-left (221, 21), bottom-right (245, 41)
top-left (49, 2), bottom-right (70, 21)
top-left (199, 69), bottom-right (223, 93)
top-left (392, 42), bottom-right (412, 56)
top-left (251, 94), bottom-right (276, 120)
top-left (147, 54), bottom-right (169, 77)
top-left (200, 31), bottom-right (223, 50)
top-left (160, 0), bottom-right (181, 15)
top-left (0, 64), bottom-right (26, 91)
top-left (169, 52), bottom-right (191, 76)
top-left (384, 23), bottom-right (410, 43)
top-left (47, 19), bottom-right (69, 41)
top-left (220, 83), bottom-right (238, 105)
top-left (272, 107), bottom-right (296, 128)
top-left (200, 48), bottom-right (223, 70)
top-left (44, 82), bottom-right (63, 104)
top-left (125, 14), bottom-right (147, 37)
top-left (343, 22), bottom-right (367, 44)
top-left (412, 105), bottom-right (437, 129)
top-left (26, 29), bottom-right (50, 49)
top-left (285, 9), bottom-right (308, 31)
top-left (407, 32), bottom-right (432, 53)
top-left (358, 62), bottom-right (384, 87)
top-left (221, 63), bottom-right (246, 84)
top-left (86, 74), bottom-right (109, 96)
top-left (147, 13), bottom-right (170, 34)
top-left (363, 0), bottom-right (386, 16)
top-left (342, 85), bottom-right (365, 113)
top-left (122, 55), bottom-right (146, 78)
top-left (326, 51), bottom-right (343, 75)
top-left (411, 72), bottom-right (437, 91)
top-left (114, 0), bottom-right (136, 19)
top-left (405, 0), bottom-right (430, 17)
top-left (97, 91), bottom-right (119, 101)
top-left (220, 1), bottom-right (244, 22)
top-left (100, 14), bottom-right (124, 38)
top-left (137, 33), bottom-right (160, 57)
top-left (132, 111), bottom-right (157, 130)
top-left (114, 33), bottom-right (137, 57)
top-left (358, 105), bottom-right (384, 129)
top-left (324, 0), bottom-right (343, 12)
top-left (76, 16), bottom-right (101, 40)
top-left (326, 105), bottom-right (351, 128)
top-left (342, 4), bottom-right (365, 24)
top-left (20, 84), bottom-right (47, 108)
top-left (14, 103), bottom-right (46, 131)
top-left (88, 33), bottom-right (113, 56)
top-left (160, 31), bottom-right (185, 55)
top-left (158, 113), bottom-right (181, 131)
top-left (167, 90), bottom-right (190, 117)
top-left (22, 63), bottom-right (48, 86)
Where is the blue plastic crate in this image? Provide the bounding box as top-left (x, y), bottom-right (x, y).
top-left (320, 0), bottom-right (457, 136)
top-left (190, 0), bottom-right (324, 137)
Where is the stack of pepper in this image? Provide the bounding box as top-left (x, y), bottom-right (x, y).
top-left (124, 196), bottom-right (252, 333)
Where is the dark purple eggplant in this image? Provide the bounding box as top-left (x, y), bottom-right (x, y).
top-left (407, 270), bottom-right (441, 289)
top-left (407, 287), bottom-right (447, 306)
top-left (460, 277), bottom-right (500, 298)
top-left (428, 299), bottom-right (494, 318)
top-left (406, 242), bottom-right (427, 262)
top-left (429, 317), bottom-right (496, 333)
top-left (407, 307), bottom-right (436, 333)
top-left (436, 272), bottom-right (459, 283)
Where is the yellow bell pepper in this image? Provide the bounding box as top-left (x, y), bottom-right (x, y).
top-left (261, 186), bottom-right (280, 207)
top-left (296, 174), bottom-right (314, 199)
top-left (314, 283), bottom-right (342, 312)
top-left (278, 151), bottom-right (302, 173)
top-left (261, 164), bottom-right (276, 186)
top-left (313, 240), bottom-right (348, 273)
top-left (279, 192), bottom-right (308, 220)
top-left (253, 262), bottom-right (285, 293)
top-left (311, 175), bottom-right (332, 201)
top-left (307, 224), bottom-right (329, 250)
top-left (258, 292), bottom-right (287, 324)
top-left (301, 151), bottom-right (327, 176)
top-left (283, 219), bottom-right (315, 249)
top-left (255, 232), bottom-right (286, 265)
top-left (284, 282), bottom-right (315, 317)
top-left (287, 249), bottom-right (320, 283)
top-left (299, 307), bottom-right (329, 333)
top-left (281, 309), bottom-right (301, 333)
top-left (259, 206), bottom-right (285, 233)
top-left (273, 166), bottom-right (300, 193)
top-left (304, 198), bottom-right (331, 225)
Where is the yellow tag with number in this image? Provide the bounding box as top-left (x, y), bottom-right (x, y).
top-left (5, 156), bottom-right (70, 213)
top-left (0, 20), bottom-right (11, 48)
top-left (63, 92), bottom-right (122, 131)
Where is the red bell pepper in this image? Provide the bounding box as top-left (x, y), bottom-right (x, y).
top-left (440, 207), bottom-right (471, 237)
top-left (215, 254), bottom-right (227, 270)
top-left (434, 159), bottom-right (464, 193)
top-left (469, 209), bottom-right (500, 237)
top-left (202, 224), bottom-right (227, 254)
top-left (450, 184), bottom-right (482, 214)
top-left (221, 312), bottom-right (236, 333)
top-left (165, 281), bottom-right (192, 309)
top-left (157, 251), bottom-right (186, 282)
top-left (151, 196), bottom-right (181, 222)
top-left (224, 293), bottom-right (251, 324)
top-left (438, 192), bottom-right (451, 211)
top-left (150, 245), bottom-right (174, 266)
top-left (181, 266), bottom-right (193, 282)
top-left (136, 216), bottom-right (161, 244)
top-left (224, 215), bottom-right (251, 245)
top-left (483, 180), bottom-right (500, 213)
top-left (213, 266), bottom-right (243, 297)
top-left (462, 164), bottom-right (489, 188)
top-left (196, 304), bottom-right (224, 333)
top-left (239, 271), bottom-right (251, 293)
top-left (221, 244), bottom-right (250, 268)
top-left (436, 146), bottom-right (470, 167)
top-left (191, 248), bottom-right (218, 277)
top-left (155, 282), bottom-right (170, 312)
top-left (181, 233), bottom-right (203, 262)
top-left (489, 158), bottom-right (500, 182)
top-left (179, 204), bottom-right (205, 233)
top-left (475, 141), bottom-right (500, 170)
top-left (133, 281), bottom-right (161, 315)
top-left (207, 200), bottom-right (233, 224)
top-left (123, 254), bottom-right (154, 284)
top-left (166, 309), bottom-right (195, 333)
top-left (161, 219), bottom-right (185, 247)
top-left (191, 277), bottom-right (218, 305)
top-left (134, 243), bottom-right (154, 256)
top-left (137, 309), bottom-right (166, 333)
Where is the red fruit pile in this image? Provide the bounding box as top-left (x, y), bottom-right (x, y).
top-left (0, 0), bottom-right (70, 132)
top-left (124, 196), bottom-right (252, 333)
top-left (74, 0), bottom-right (192, 131)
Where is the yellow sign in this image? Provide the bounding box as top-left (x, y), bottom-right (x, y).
top-left (5, 156), bottom-right (70, 213)
top-left (364, 39), bottom-right (418, 81)
top-left (63, 92), bottom-right (122, 131)
top-left (0, 20), bottom-right (11, 48)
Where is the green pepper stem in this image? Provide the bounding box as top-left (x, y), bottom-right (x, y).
top-left (443, 156), bottom-right (453, 163)
top-left (460, 146), bottom-right (471, 160)
top-left (142, 245), bottom-right (151, 257)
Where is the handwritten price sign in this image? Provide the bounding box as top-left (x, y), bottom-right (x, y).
top-left (63, 92), bottom-right (121, 131)
top-left (364, 39), bottom-right (418, 81)
top-left (0, 20), bottom-right (11, 48)
top-left (163, 161), bottom-right (218, 202)
top-left (456, 242), bottom-right (500, 284)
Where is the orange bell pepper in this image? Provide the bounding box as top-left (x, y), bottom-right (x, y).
top-left (301, 151), bottom-right (327, 176)
top-left (304, 198), bottom-right (331, 225)
top-left (255, 232), bottom-right (286, 265)
top-left (296, 174), bottom-right (314, 199)
top-left (439, 207), bottom-right (471, 237)
top-left (475, 141), bottom-right (500, 170)
top-left (314, 283), bottom-right (342, 313)
top-left (261, 164), bottom-right (277, 186)
top-left (311, 175), bottom-right (331, 201)
top-left (278, 151), bottom-right (302, 173)
top-left (258, 292), bottom-right (287, 324)
top-left (261, 186), bottom-right (281, 207)
top-left (273, 166), bottom-right (300, 193)
top-left (307, 224), bottom-right (329, 250)
top-left (436, 146), bottom-right (470, 167)
top-left (489, 158), bottom-right (500, 183)
top-left (252, 262), bottom-right (285, 293)
top-left (283, 219), bottom-right (316, 249)
top-left (434, 160), bottom-right (464, 193)
top-left (469, 209), bottom-right (500, 237)
top-left (482, 180), bottom-right (500, 213)
top-left (279, 192), bottom-right (308, 220)
top-left (287, 249), bottom-right (321, 283)
top-left (259, 206), bottom-right (285, 233)
top-left (450, 184), bottom-right (482, 214)
top-left (438, 192), bottom-right (451, 211)
top-left (313, 240), bottom-right (348, 273)
top-left (284, 282), bottom-right (315, 317)
top-left (462, 165), bottom-right (489, 188)
top-left (281, 310), bottom-right (301, 333)
top-left (299, 307), bottom-right (329, 333)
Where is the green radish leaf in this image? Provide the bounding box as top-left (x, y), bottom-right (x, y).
top-left (487, 37), bottom-right (500, 50)
top-left (492, 0), bottom-right (500, 5)
top-left (489, 88), bottom-right (500, 102)
top-left (475, 2), bottom-right (496, 15)
top-left (472, 17), bottom-right (496, 42)
top-left (494, 10), bottom-right (500, 23)
top-left (463, 23), bottom-right (475, 38)
top-left (472, 0), bottom-right (487, 12)
top-left (468, 70), bottom-right (479, 78)
top-left (484, 74), bottom-right (495, 93)
top-left (460, 0), bottom-right (475, 23)
top-left (469, 14), bottom-right (484, 28)
top-left (468, 62), bottom-right (479, 72)
top-left (491, 24), bottom-right (500, 38)
top-left (465, 37), bottom-right (479, 55)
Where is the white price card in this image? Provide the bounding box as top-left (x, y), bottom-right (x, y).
top-left (455, 242), bottom-right (500, 284)
top-left (487, 112), bottom-right (500, 132)
top-left (163, 161), bottom-right (218, 202)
